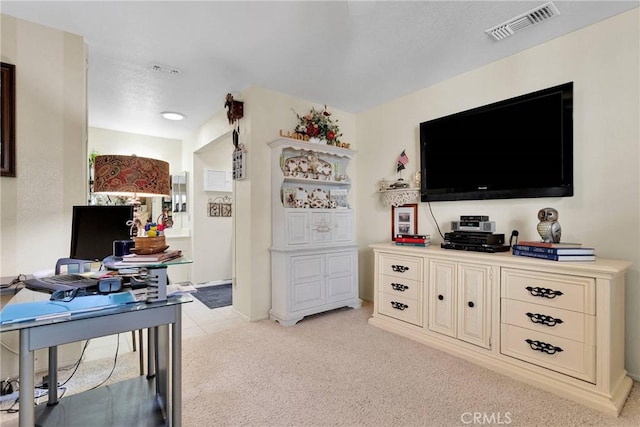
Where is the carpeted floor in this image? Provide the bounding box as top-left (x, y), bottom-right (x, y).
top-left (192, 283), bottom-right (232, 309)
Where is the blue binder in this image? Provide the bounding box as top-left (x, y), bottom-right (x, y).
top-left (0, 292), bottom-right (136, 325)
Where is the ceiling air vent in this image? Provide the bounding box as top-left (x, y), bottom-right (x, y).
top-left (485, 2), bottom-right (560, 41)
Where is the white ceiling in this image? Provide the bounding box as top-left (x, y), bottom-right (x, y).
top-left (2, 1), bottom-right (638, 140)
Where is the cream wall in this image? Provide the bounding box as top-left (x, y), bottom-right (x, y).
top-left (0, 15), bottom-right (87, 277)
top-left (0, 15), bottom-right (87, 378)
top-left (355, 10), bottom-right (640, 378)
top-left (191, 137), bottom-right (234, 284)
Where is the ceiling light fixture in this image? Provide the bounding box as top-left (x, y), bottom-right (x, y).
top-left (161, 111), bottom-right (185, 121)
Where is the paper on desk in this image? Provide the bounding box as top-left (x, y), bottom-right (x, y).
top-left (0, 292), bottom-right (136, 324)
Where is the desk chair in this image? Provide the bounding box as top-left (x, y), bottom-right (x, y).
top-left (54, 258), bottom-right (145, 375)
top-left (54, 258), bottom-right (93, 275)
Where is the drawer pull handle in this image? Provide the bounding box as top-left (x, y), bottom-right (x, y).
top-left (526, 312), bottom-right (564, 327)
top-left (391, 265), bottom-right (410, 273)
top-left (525, 286), bottom-right (563, 299)
top-left (468, 301), bottom-right (475, 308)
top-left (391, 283), bottom-right (409, 292)
top-left (390, 301), bottom-right (408, 311)
top-left (438, 294), bottom-right (444, 301)
top-left (525, 339), bottom-right (563, 355)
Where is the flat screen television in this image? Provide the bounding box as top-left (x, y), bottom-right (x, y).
top-left (70, 205), bottom-right (133, 261)
top-left (420, 82), bottom-right (573, 202)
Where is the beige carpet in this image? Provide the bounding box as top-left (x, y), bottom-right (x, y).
top-left (2, 304), bottom-right (639, 426)
top-left (180, 304), bottom-right (640, 426)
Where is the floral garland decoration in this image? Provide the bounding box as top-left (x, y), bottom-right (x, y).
top-left (293, 106), bottom-right (342, 143)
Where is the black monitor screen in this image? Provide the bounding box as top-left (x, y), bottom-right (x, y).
top-left (70, 205), bottom-right (133, 261)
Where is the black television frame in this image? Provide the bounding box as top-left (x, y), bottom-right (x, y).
top-left (420, 82), bottom-right (573, 202)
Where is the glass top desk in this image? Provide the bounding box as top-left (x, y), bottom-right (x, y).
top-left (1, 285), bottom-right (191, 426)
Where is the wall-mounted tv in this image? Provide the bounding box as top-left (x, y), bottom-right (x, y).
top-left (420, 82), bottom-right (573, 202)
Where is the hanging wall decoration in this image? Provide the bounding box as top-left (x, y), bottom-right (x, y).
top-left (208, 195), bottom-right (233, 217)
top-left (224, 93), bottom-right (244, 125)
top-left (232, 124), bottom-right (247, 181)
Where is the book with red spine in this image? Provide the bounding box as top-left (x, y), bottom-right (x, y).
top-left (396, 233), bottom-right (430, 240)
top-left (395, 237), bottom-right (429, 244)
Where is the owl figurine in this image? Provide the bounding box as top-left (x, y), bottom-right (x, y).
top-left (537, 207), bottom-right (561, 243)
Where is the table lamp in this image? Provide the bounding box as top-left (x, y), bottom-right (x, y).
top-left (93, 154), bottom-right (171, 238)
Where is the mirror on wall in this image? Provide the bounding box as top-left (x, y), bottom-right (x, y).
top-left (172, 172), bottom-right (188, 213)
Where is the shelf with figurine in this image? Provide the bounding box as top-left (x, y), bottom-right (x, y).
top-left (378, 151), bottom-right (421, 207)
top-left (274, 117), bottom-right (354, 210)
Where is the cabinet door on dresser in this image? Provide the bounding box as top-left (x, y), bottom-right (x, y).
top-left (428, 260), bottom-right (457, 337)
top-left (457, 263), bottom-right (491, 349)
top-left (428, 260), bottom-right (492, 349)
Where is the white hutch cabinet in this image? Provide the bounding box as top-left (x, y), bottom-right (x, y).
top-left (268, 138), bottom-right (361, 326)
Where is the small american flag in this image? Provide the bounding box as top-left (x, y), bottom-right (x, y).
top-left (397, 150), bottom-right (409, 172)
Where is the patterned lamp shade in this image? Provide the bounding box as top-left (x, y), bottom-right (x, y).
top-left (93, 155), bottom-right (171, 197)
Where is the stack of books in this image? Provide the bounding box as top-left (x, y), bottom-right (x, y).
top-left (395, 234), bottom-right (431, 247)
top-left (121, 249), bottom-right (183, 264)
top-left (512, 241), bottom-right (595, 262)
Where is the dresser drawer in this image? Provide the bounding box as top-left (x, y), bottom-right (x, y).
top-left (378, 292), bottom-right (421, 326)
top-left (501, 299), bottom-right (595, 345)
top-left (501, 324), bottom-right (595, 383)
top-left (501, 269), bottom-right (595, 314)
top-left (381, 255), bottom-right (421, 281)
top-left (380, 275), bottom-right (419, 300)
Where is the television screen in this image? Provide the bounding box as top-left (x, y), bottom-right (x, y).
top-left (420, 82), bottom-right (573, 202)
top-left (70, 205), bottom-right (133, 261)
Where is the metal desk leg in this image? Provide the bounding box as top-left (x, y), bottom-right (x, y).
top-left (156, 324), bottom-right (170, 421)
top-left (19, 329), bottom-right (34, 427)
top-left (138, 329), bottom-right (145, 376)
top-left (172, 304), bottom-right (182, 427)
top-left (47, 346), bottom-right (59, 405)
top-left (147, 326), bottom-right (156, 378)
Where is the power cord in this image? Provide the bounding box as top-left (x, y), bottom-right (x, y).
top-left (87, 333), bottom-right (120, 391)
top-left (425, 201), bottom-right (445, 240)
top-left (57, 339), bottom-right (92, 387)
top-left (509, 230), bottom-right (520, 247)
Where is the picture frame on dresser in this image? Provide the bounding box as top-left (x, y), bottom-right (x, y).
top-left (391, 204), bottom-right (417, 240)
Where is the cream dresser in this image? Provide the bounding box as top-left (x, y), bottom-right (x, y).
top-left (370, 242), bottom-right (632, 416)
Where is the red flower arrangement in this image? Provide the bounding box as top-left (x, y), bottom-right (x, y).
top-left (293, 106), bottom-right (342, 143)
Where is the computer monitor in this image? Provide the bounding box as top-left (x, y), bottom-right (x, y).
top-left (70, 205), bottom-right (134, 261)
